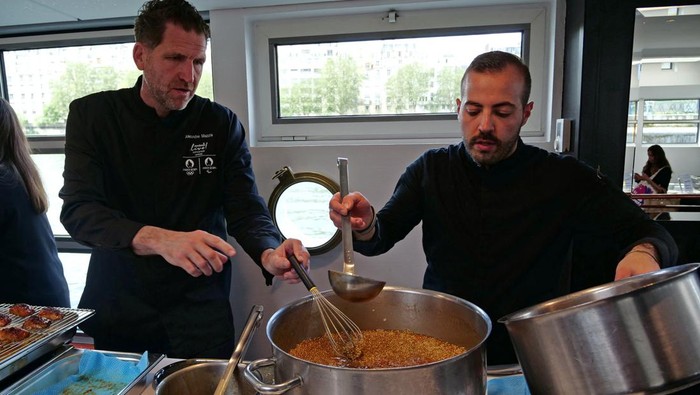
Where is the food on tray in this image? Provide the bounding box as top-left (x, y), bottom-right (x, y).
top-left (289, 329), bottom-right (466, 368)
top-left (0, 327), bottom-right (31, 342)
top-left (0, 313), bottom-right (11, 327)
top-left (22, 315), bottom-right (52, 330)
top-left (9, 303), bottom-right (35, 317)
top-left (38, 307), bottom-right (65, 321)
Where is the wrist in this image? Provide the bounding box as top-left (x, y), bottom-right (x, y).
top-left (260, 248), bottom-right (275, 264)
top-left (132, 225), bottom-right (164, 255)
top-left (631, 243), bottom-right (656, 253)
top-left (626, 243), bottom-right (660, 264)
top-left (353, 206), bottom-right (376, 239)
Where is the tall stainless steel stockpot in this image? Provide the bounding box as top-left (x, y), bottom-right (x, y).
top-left (244, 286), bottom-right (491, 394)
top-left (500, 263), bottom-right (700, 395)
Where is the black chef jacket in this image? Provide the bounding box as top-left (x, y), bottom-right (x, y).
top-left (60, 77), bottom-right (281, 358)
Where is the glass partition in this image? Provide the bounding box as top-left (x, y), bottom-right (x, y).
top-left (625, 5), bottom-right (700, 213)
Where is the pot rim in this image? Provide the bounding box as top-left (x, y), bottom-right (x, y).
top-left (155, 360), bottom-right (229, 394)
top-left (153, 359), bottom-right (225, 388)
top-left (498, 263), bottom-right (700, 324)
top-left (267, 285), bottom-right (491, 371)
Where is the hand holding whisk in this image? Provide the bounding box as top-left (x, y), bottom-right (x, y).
top-left (288, 255), bottom-right (363, 359)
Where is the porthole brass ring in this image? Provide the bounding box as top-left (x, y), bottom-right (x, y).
top-left (268, 166), bottom-right (341, 256)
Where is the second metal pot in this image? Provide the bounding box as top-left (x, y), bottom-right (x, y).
top-left (154, 360), bottom-right (275, 395)
top-left (245, 286), bottom-right (491, 395)
top-left (500, 263), bottom-right (700, 395)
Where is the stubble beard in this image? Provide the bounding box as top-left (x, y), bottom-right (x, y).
top-left (466, 131), bottom-right (519, 167)
top-left (142, 73), bottom-right (194, 113)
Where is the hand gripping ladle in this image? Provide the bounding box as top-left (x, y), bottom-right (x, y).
top-left (328, 157), bottom-right (386, 302)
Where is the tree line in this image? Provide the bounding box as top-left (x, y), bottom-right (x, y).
top-left (23, 56), bottom-right (461, 134)
top-left (279, 56), bottom-right (463, 117)
top-left (23, 63), bottom-right (213, 134)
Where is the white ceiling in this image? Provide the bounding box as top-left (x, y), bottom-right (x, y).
top-left (634, 6), bottom-right (700, 58)
top-left (1, 1), bottom-right (698, 57)
top-left (0, 0), bottom-right (342, 29)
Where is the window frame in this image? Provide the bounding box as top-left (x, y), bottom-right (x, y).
top-left (1, 28), bottom-right (137, 254)
top-left (248, 4), bottom-right (552, 145)
top-left (1, 19), bottom-right (210, 307)
top-left (2, 25), bottom-right (215, 245)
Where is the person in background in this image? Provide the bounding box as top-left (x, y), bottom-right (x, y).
top-left (0, 98), bottom-right (70, 308)
top-left (634, 144), bottom-right (673, 193)
top-left (328, 51), bottom-right (677, 365)
top-left (59, 0), bottom-right (309, 358)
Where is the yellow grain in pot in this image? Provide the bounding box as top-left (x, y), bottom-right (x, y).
top-left (289, 329), bottom-right (467, 369)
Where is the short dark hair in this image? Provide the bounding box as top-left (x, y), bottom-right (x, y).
top-left (134, 0), bottom-right (210, 48)
top-left (461, 51), bottom-right (532, 107)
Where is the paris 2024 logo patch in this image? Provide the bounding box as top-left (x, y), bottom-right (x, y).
top-left (183, 133), bottom-right (217, 176)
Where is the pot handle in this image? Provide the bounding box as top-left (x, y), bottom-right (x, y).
top-left (243, 357), bottom-right (303, 395)
top-left (487, 363), bottom-right (523, 376)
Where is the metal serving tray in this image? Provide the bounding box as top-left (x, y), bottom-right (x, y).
top-left (0, 304), bottom-right (95, 381)
top-left (1, 346), bottom-right (164, 395)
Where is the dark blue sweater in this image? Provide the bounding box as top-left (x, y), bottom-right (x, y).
top-left (355, 139), bottom-right (677, 364)
top-left (0, 164), bottom-right (70, 307)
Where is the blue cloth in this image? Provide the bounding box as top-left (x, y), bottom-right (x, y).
top-left (35, 350), bottom-right (149, 395)
top-left (488, 375), bottom-right (531, 395)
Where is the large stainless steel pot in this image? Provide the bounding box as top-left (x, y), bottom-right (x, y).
top-left (499, 263), bottom-right (700, 395)
top-left (244, 286), bottom-right (491, 394)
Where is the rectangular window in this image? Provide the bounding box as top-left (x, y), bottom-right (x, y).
top-left (3, 42), bottom-right (213, 138)
top-left (4, 43), bottom-right (136, 137)
top-left (59, 252), bottom-right (90, 309)
top-left (642, 99), bottom-right (700, 144)
top-left (3, 32), bottom-right (213, 309)
top-left (272, 30), bottom-right (524, 121)
top-left (32, 153), bottom-right (68, 237)
top-left (249, 4), bottom-right (551, 144)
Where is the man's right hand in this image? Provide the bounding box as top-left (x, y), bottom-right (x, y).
top-left (328, 191), bottom-right (374, 231)
top-left (131, 226), bottom-right (236, 277)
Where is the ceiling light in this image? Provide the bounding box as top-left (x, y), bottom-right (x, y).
top-left (632, 56), bottom-right (700, 65)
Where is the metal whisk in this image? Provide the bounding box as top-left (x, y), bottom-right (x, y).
top-left (288, 255), bottom-right (363, 358)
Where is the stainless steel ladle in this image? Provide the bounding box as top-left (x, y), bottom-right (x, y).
top-left (328, 157), bottom-right (386, 302)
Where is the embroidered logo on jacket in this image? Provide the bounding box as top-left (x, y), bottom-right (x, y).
top-left (182, 133), bottom-right (216, 176)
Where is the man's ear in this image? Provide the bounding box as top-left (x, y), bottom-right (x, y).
top-left (521, 101), bottom-right (534, 126)
top-left (133, 43), bottom-right (146, 71)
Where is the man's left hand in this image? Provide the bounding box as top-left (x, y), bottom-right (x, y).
top-left (615, 243), bottom-right (661, 280)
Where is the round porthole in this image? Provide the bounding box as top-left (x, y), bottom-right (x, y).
top-left (268, 166), bottom-right (341, 255)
